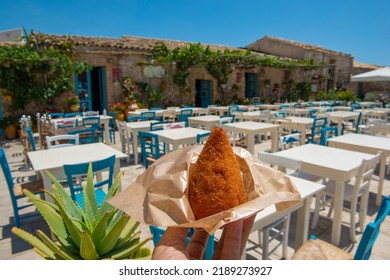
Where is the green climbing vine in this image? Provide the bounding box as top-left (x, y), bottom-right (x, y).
top-left (0, 33), bottom-right (89, 113)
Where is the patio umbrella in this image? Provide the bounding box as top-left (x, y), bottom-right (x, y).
top-left (351, 67), bottom-right (390, 82)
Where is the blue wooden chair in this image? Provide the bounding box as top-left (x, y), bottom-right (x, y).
top-left (307, 117), bottom-right (327, 144)
top-left (108, 111), bottom-right (116, 144)
top-left (68, 127), bottom-right (96, 144)
top-left (354, 196), bottom-right (390, 259)
top-left (150, 121), bottom-right (168, 131)
top-left (138, 131), bottom-right (163, 169)
top-left (82, 116), bottom-right (102, 141)
top-left (309, 109), bottom-right (318, 118)
top-left (0, 148), bottom-right (44, 227)
top-left (320, 126), bottom-right (338, 146)
top-left (140, 111), bottom-right (157, 121)
top-left (48, 112), bottom-right (65, 119)
top-left (220, 114), bottom-right (236, 124)
top-left (196, 131), bottom-right (211, 144)
top-left (342, 112), bottom-right (362, 134)
top-left (64, 112), bottom-right (81, 118)
top-left (292, 196), bottom-right (390, 260)
top-left (63, 155), bottom-right (115, 208)
top-left (149, 226), bottom-right (215, 260)
top-left (25, 127), bottom-right (37, 152)
top-left (178, 109), bottom-right (193, 126)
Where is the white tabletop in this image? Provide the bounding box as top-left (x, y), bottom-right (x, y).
top-left (223, 121), bottom-right (279, 132)
top-left (272, 143), bottom-right (376, 245)
top-left (125, 120), bottom-right (157, 130)
top-left (326, 111), bottom-right (360, 118)
top-left (149, 127), bottom-right (210, 151)
top-left (28, 143), bottom-right (127, 171)
top-left (327, 133), bottom-right (390, 206)
top-left (188, 115), bottom-right (220, 122)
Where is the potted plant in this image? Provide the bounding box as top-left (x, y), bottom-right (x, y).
top-left (110, 102), bottom-right (126, 121)
top-left (0, 115), bottom-right (19, 139)
top-left (12, 165), bottom-right (152, 260)
top-left (66, 96), bottom-right (80, 112)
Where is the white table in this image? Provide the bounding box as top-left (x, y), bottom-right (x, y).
top-left (327, 134), bottom-right (390, 206)
top-left (325, 111), bottom-right (360, 135)
top-left (276, 117), bottom-right (314, 145)
top-left (149, 127), bottom-right (210, 152)
top-left (51, 115), bottom-right (113, 144)
top-left (233, 111), bottom-right (270, 122)
top-left (125, 120), bottom-right (158, 164)
top-left (248, 176), bottom-right (325, 255)
top-left (256, 104), bottom-right (281, 111)
top-left (271, 144), bottom-right (377, 246)
top-left (188, 115), bottom-right (220, 130)
top-left (27, 143), bottom-right (127, 200)
top-left (223, 121), bottom-right (280, 153)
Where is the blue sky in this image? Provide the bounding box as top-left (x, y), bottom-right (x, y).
top-left (1, 0), bottom-right (390, 66)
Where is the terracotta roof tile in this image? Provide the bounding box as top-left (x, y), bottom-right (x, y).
top-left (29, 33), bottom-right (241, 52)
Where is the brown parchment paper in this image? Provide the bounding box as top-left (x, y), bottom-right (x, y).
top-left (108, 145), bottom-right (301, 234)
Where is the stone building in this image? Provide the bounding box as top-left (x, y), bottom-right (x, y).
top-left (246, 36), bottom-right (354, 95)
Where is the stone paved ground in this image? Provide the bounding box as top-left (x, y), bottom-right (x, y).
top-left (1, 133), bottom-right (389, 260)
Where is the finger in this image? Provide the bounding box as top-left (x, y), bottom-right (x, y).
top-left (152, 227), bottom-right (189, 260)
top-left (186, 228), bottom-right (210, 259)
top-left (214, 219), bottom-right (244, 260)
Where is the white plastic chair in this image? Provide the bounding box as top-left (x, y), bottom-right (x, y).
top-left (251, 151), bottom-right (302, 259)
top-left (46, 134), bottom-right (79, 149)
top-left (116, 120), bottom-right (135, 163)
top-left (311, 153), bottom-right (381, 242)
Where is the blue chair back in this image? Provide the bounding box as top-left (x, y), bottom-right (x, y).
top-left (149, 226), bottom-right (215, 260)
top-left (341, 112), bottom-right (362, 134)
top-left (141, 111), bottom-right (156, 121)
top-left (196, 132), bottom-right (211, 144)
top-left (309, 117), bottom-right (327, 144)
top-left (0, 148), bottom-right (42, 227)
top-left (309, 109), bottom-right (318, 118)
top-left (68, 127), bottom-right (96, 144)
top-left (63, 155), bottom-right (115, 208)
top-left (354, 196), bottom-right (390, 260)
top-left (64, 112), bottom-right (81, 118)
top-left (48, 112), bottom-right (65, 119)
top-left (138, 131), bottom-right (162, 169)
top-left (220, 114), bottom-right (236, 124)
top-left (179, 109), bottom-right (193, 126)
top-left (279, 104), bottom-right (289, 110)
top-left (294, 103), bottom-right (302, 108)
top-left (82, 116), bottom-right (100, 129)
top-left (25, 127), bottom-right (36, 151)
top-left (108, 111), bottom-right (117, 144)
top-left (320, 126), bottom-right (338, 146)
top-left (150, 121), bottom-right (168, 131)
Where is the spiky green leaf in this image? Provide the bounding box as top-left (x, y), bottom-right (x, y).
top-left (83, 163), bottom-right (98, 227)
top-left (46, 171), bottom-right (83, 222)
top-left (97, 214), bottom-right (129, 255)
top-left (105, 237), bottom-right (152, 260)
top-left (79, 231), bottom-right (99, 260)
top-left (23, 189), bottom-right (67, 241)
top-left (114, 218), bottom-right (140, 249)
top-left (11, 227), bottom-right (56, 259)
top-left (96, 171), bottom-right (122, 219)
top-left (35, 230), bottom-right (78, 260)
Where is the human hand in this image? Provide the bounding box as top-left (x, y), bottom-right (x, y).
top-left (152, 214), bottom-right (255, 260)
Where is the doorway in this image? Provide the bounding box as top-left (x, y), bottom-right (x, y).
top-left (245, 73), bottom-right (257, 99)
top-left (90, 67), bottom-right (106, 113)
top-left (195, 79), bottom-right (212, 108)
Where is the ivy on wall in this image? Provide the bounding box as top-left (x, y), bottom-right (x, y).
top-left (0, 33), bottom-right (89, 114)
top-left (150, 42), bottom-right (325, 98)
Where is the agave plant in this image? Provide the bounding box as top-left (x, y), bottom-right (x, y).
top-left (12, 164), bottom-right (152, 260)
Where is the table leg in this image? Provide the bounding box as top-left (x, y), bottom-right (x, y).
top-left (102, 119), bottom-right (111, 144)
top-left (133, 133), bottom-right (139, 165)
top-left (114, 158), bottom-right (122, 191)
top-left (295, 196), bottom-right (312, 249)
top-left (376, 153), bottom-right (387, 206)
top-left (271, 129), bottom-right (278, 153)
top-left (331, 179), bottom-right (344, 246)
top-left (247, 134), bottom-right (255, 155)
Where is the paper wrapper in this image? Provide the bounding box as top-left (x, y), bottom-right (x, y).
top-left (108, 145), bottom-right (301, 234)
